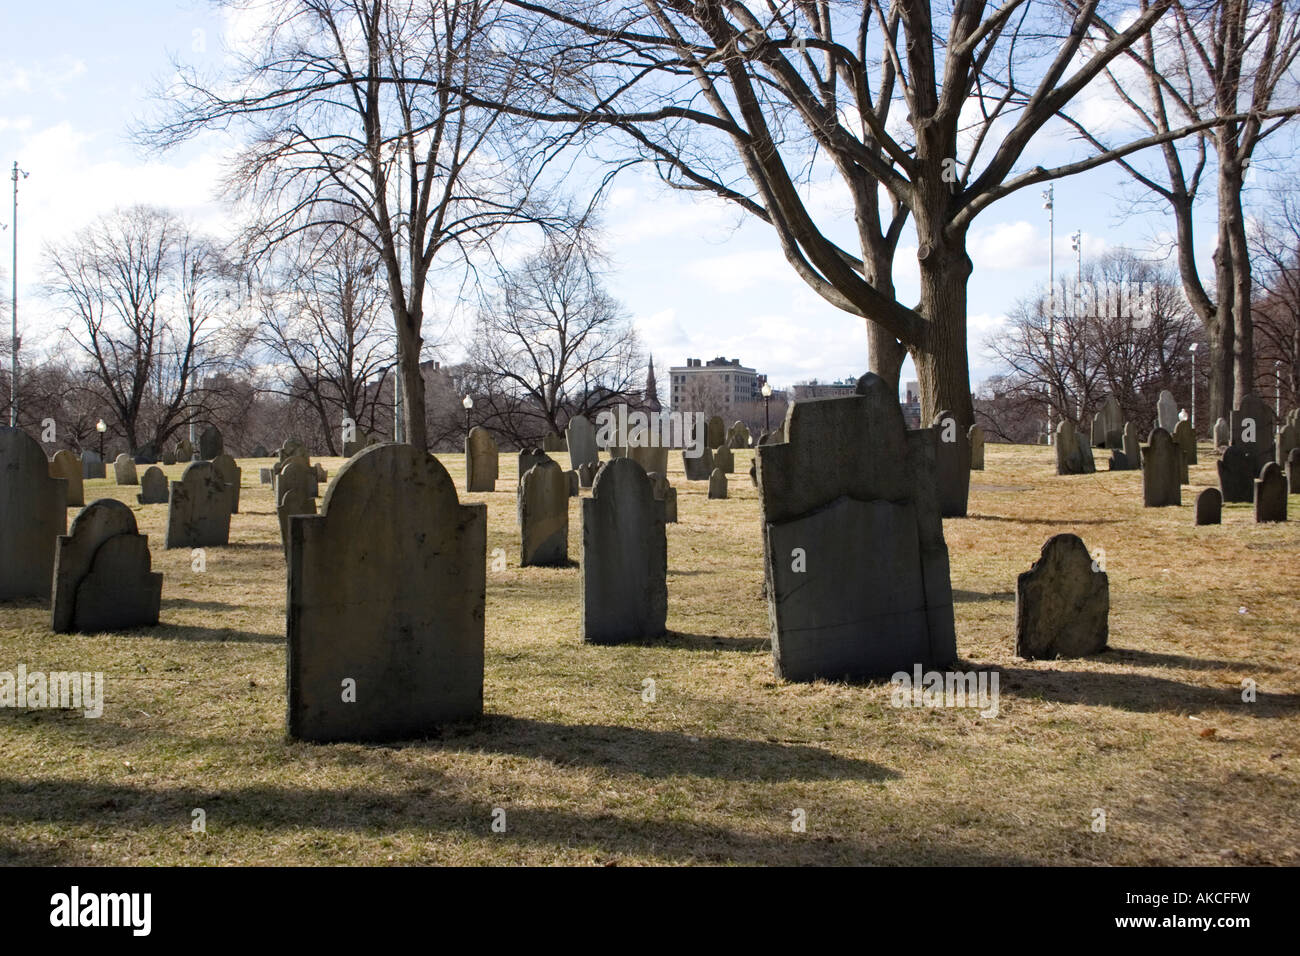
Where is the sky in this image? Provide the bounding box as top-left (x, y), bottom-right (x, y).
top-left (2, 0), bottom-right (1295, 397)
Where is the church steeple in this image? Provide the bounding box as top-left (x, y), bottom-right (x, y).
top-left (644, 355), bottom-right (661, 411)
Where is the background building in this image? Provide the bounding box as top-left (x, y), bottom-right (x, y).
top-left (669, 357), bottom-right (761, 412)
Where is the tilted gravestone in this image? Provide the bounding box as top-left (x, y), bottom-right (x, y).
top-left (518, 459), bottom-right (569, 567)
top-left (1091, 396), bottom-right (1124, 448)
top-left (1289, 447), bottom-right (1300, 496)
top-left (52, 499), bottom-right (161, 633)
top-left (932, 410), bottom-right (970, 516)
top-left (1277, 422), bottom-right (1298, 466)
top-left (727, 421), bottom-right (751, 449)
top-left (211, 453), bottom-right (242, 514)
top-left (1142, 428), bottom-right (1182, 507)
top-left (580, 457), bottom-right (667, 644)
top-left (755, 374), bottom-right (957, 682)
top-left (705, 415), bottom-right (726, 451)
top-left (968, 425), bottom-right (985, 470)
top-left (1054, 420), bottom-right (1095, 475)
top-left (0, 427), bottom-right (67, 600)
top-left (1230, 393), bottom-right (1276, 472)
top-left (165, 461), bottom-right (233, 549)
top-left (199, 424), bottom-right (223, 460)
top-left (1212, 417), bottom-right (1230, 448)
top-left (708, 467), bottom-right (728, 499)
top-left (1173, 418), bottom-right (1197, 467)
top-left (50, 450), bottom-right (85, 507)
top-left (1014, 534), bottom-right (1108, 659)
top-left (1195, 487), bottom-right (1222, 526)
top-left (277, 461), bottom-right (317, 554)
top-left (541, 433), bottom-right (567, 453)
top-left (565, 415), bottom-right (599, 472)
top-left (81, 450), bottom-right (105, 479)
top-left (1254, 462), bottom-right (1288, 523)
top-left (174, 438), bottom-right (194, 462)
top-left (1218, 444), bottom-right (1255, 503)
top-left (681, 445), bottom-right (714, 481)
top-left (1156, 389), bottom-right (1179, 433)
top-left (712, 443), bottom-right (734, 474)
top-left (627, 444), bottom-right (668, 477)
top-left (287, 444), bottom-right (486, 741)
top-left (577, 461), bottom-right (598, 488)
top-left (647, 471), bottom-right (677, 523)
top-left (137, 466), bottom-right (169, 504)
top-left (465, 428), bottom-right (500, 492)
top-left (113, 453), bottom-right (139, 486)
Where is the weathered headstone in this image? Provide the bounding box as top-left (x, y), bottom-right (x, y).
top-left (580, 457), bottom-right (667, 644)
top-left (1218, 444), bottom-right (1255, 503)
top-left (708, 468), bottom-right (728, 499)
top-left (726, 421), bottom-right (751, 449)
top-left (137, 466), bottom-right (169, 504)
top-left (1014, 534), bottom-right (1108, 659)
top-left (647, 471), bottom-right (677, 523)
top-left (165, 461), bottom-right (232, 549)
top-left (1195, 487), bottom-right (1222, 526)
top-left (627, 444), bottom-right (668, 476)
top-left (577, 461), bottom-right (598, 488)
top-left (1091, 396), bottom-right (1124, 448)
top-left (712, 443), bottom-right (734, 474)
top-left (682, 445), bottom-right (714, 481)
top-left (1156, 389), bottom-right (1179, 433)
top-left (1054, 420), bottom-right (1094, 475)
top-left (274, 453), bottom-right (318, 499)
top-left (162, 448), bottom-right (177, 466)
top-left (113, 453), bottom-right (139, 486)
top-left (567, 469), bottom-right (579, 497)
top-left (1173, 418), bottom-right (1197, 467)
top-left (0, 427), bottom-right (67, 600)
top-left (211, 453), bottom-right (242, 514)
top-left (1141, 428), bottom-right (1182, 507)
top-left (1230, 393), bottom-right (1276, 471)
top-left (199, 424), bottom-right (223, 460)
top-left (278, 438), bottom-right (308, 462)
top-left (51, 499), bottom-right (161, 633)
top-left (81, 450), bottom-right (105, 479)
top-left (287, 444), bottom-right (486, 742)
top-left (518, 459), bottom-right (569, 566)
top-left (1212, 417), bottom-right (1230, 448)
top-left (174, 438), bottom-right (194, 461)
top-left (755, 375), bottom-right (957, 682)
top-left (542, 432), bottom-right (567, 453)
top-left (1277, 422), bottom-right (1298, 466)
top-left (705, 415), bottom-right (725, 451)
top-left (260, 467), bottom-right (273, 485)
top-left (1289, 446), bottom-right (1300, 496)
top-left (565, 415), bottom-right (599, 472)
top-left (932, 410), bottom-right (971, 515)
top-left (1122, 421), bottom-right (1139, 469)
top-left (50, 450), bottom-right (85, 507)
top-left (1255, 462), bottom-right (1288, 523)
top-left (517, 448), bottom-right (550, 485)
top-left (968, 425), bottom-right (985, 470)
top-left (277, 461), bottom-right (318, 554)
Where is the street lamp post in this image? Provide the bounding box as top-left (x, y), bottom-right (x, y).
top-left (1188, 344), bottom-right (1198, 434)
top-left (96, 418), bottom-right (106, 459)
top-left (1043, 185), bottom-right (1055, 445)
top-left (1276, 360), bottom-right (1283, 417)
top-left (1071, 229), bottom-right (1082, 421)
top-left (462, 394), bottom-right (473, 437)
top-left (761, 380), bottom-right (773, 433)
top-left (10, 161), bottom-right (29, 427)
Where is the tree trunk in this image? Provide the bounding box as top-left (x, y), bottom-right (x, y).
top-left (1221, 160), bottom-right (1254, 406)
top-left (867, 321), bottom-right (906, 395)
top-left (395, 303), bottom-right (427, 452)
top-left (1207, 313), bottom-right (1234, 430)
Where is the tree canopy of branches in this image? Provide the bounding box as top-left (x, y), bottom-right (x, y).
top-left (1250, 184), bottom-right (1300, 412)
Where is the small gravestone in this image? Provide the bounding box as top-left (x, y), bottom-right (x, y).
top-left (1092, 396), bottom-right (1124, 448)
top-left (727, 421), bottom-right (751, 449)
top-left (627, 444), bottom-right (668, 476)
top-left (566, 415), bottom-right (599, 472)
top-left (705, 415), bottom-right (725, 450)
top-left (113, 453), bottom-right (139, 485)
top-left (211, 453), bottom-right (242, 514)
top-left (1212, 417), bottom-right (1229, 448)
top-left (162, 448), bottom-right (176, 466)
top-left (708, 468), bottom-right (728, 499)
top-left (1218, 444), bottom-right (1255, 503)
top-left (682, 445), bottom-right (714, 481)
top-left (1173, 418), bottom-right (1197, 467)
top-left (932, 410), bottom-right (970, 515)
top-left (1277, 423), bottom-right (1298, 466)
top-left (51, 499), bottom-right (161, 633)
top-left (1014, 534), bottom-right (1108, 659)
top-left (567, 470), bottom-right (579, 497)
top-left (580, 457), bottom-right (667, 644)
top-left (1121, 421), bottom-right (1139, 470)
top-left (252, 444), bottom-right (270, 458)
top-left (542, 433), bottom-right (567, 452)
top-left (1195, 487), bottom-right (1222, 526)
top-left (175, 438), bottom-right (194, 461)
top-left (137, 466), bottom-right (169, 504)
top-left (286, 444), bottom-right (486, 742)
top-left (199, 424), bottom-right (223, 460)
top-left (647, 471), bottom-right (677, 523)
top-left (577, 461), bottom-right (598, 488)
top-left (968, 425), bottom-right (985, 470)
top-left (517, 448), bottom-right (550, 485)
top-left (712, 443), bottom-right (734, 474)
top-left (518, 459), bottom-right (569, 566)
top-left (0, 427), bottom-right (67, 600)
top-left (277, 461), bottom-right (317, 553)
top-left (1289, 447), bottom-right (1300, 495)
top-left (50, 450), bottom-right (85, 507)
top-left (81, 450), bottom-right (106, 479)
top-left (1255, 462), bottom-right (1287, 523)
top-left (260, 468), bottom-right (273, 484)
top-left (1156, 389), bottom-right (1179, 432)
top-left (1141, 428), bottom-right (1182, 507)
top-left (165, 461), bottom-right (232, 548)
top-left (1054, 420), bottom-right (1094, 475)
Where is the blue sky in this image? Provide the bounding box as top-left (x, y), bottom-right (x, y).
top-left (3, 1), bottom-right (1295, 396)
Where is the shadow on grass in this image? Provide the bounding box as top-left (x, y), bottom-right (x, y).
top-left (952, 589), bottom-right (1014, 603)
top-left (997, 666), bottom-right (1300, 716)
top-left (648, 630), bottom-right (769, 653)
top-left (0, 835), bottom-right (74, 866)
top-left (0, 775), bottom-right (1037, 865)
top-left (1104, 647), bottom-right (1283, 674)
top-left (150, 623), bottom-right (282, 644)
top-left (161, 599), bottom-right (249, 613)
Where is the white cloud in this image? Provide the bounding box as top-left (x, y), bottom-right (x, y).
top-left (969, 220), bottom-right (1044, 271)
top-left (685, 248), bottom-right (799, 294)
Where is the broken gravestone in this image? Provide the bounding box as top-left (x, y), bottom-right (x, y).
top-left (52, 499), bottom-right (161, 633)
top-left (682, 445), bottom-right (714, 481)
top-left (1015, 533), bottom-right (1108, 659)
top-left (647, 471), bottom-right (677, 523)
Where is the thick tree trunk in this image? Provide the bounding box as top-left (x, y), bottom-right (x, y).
top-left (394, 304), bottom-right (427, 452)
top-left (867, 321), bottom-right (906, 394)
top-left (1220, 160), bottom-right (1254, 406)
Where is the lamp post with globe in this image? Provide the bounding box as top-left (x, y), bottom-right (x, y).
top-left (761, 380), bottom-right (773, 433)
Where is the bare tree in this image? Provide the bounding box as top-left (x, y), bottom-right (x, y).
top-left (1251, 185), bottom-right (1300, 411)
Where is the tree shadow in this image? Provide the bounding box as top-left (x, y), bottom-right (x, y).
top-left (160, 598), bottom-right (248, 613)
top-left (149, 623), bottom-right (282, 644)
top-left (1103, 647), bottom-right (1283, 674)
top-left (654, 630), bottom-right (769, 653)
top-left (997, 666), bottom-right (1300, 716)
top-left (952, 589), bottom-right (1014, 603)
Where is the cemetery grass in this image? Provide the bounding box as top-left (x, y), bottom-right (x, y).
top-left (1, 445), bottom-right (1297, 866)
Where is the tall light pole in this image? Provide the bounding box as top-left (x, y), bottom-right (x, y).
top-left (1071, 229), bottom-right (1082, 421)
top-left (10, 161), bottom-right (29, 427)
top-left (1276, 360), bottom-right (1283, 417)
top-left (1043, 185), bottom-right (1055, 444)
top-left (761, 380), bottom-right (773, 433)
top-left (1188, 343), bottom-right (1198, 434)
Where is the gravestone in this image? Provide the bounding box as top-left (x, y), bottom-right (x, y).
top-left (251, 444), bottom-right (270, 458)
top-left (1289, 447), bottom-right (1300, 495)
top-left (1122, 421), bottom-right (1139, 469)
top-left (647, 471), bottom-right (677, 523)
top-left (755, 374), bottom-right (957, 682)
top-left (1173, 418), bottom-right (1197, 467)
top-left (1091, 396), bottom-right (1124, 448)
top-left (1212, 417), bottom-right (1229, 448)
top-left (277, 461), bottom-right (317, 553)
top-left (705, 415), bottom-right (725, 450)
top-left (1230, 393), bottom-right (1276, 471)
top-left (727, 421), bottom-right (751, 449)
top-left (165, 461), bottom-right (232, 549)
top-left (260, 468), bottom-right (273, 485)
top-left (1218, 445), bottom-right (1255, 503)
top-left (278, 439), bottom-right (308, 462)
top-left (162, 448), bottom-right (176, 466)
top-left (175, 438), bottom-right (194, 461)
top-left (542, 433), bottom-right (567, 453)
top-left (1277, 423), bottom-right (1298, 466)
top-left (287, 444), bottom-right (486, 742)
top-left (342, 433), bottom-right (368, 457)
top-left (1141, 428), bottom-right (1182, 507)
top-left (1156, 389), bottom-right (1179, 432)
top-left (1014, 534), bottom-right (1108, 659)
top-left (0, 427), bottom-right (67, 600)
top-left (50, 450), bottom-right (85, 507)
top-left (51, 499), bottom-right (161, 633)
top-left (211, 453), bottom-right (242, 514)
top-left (133, 442), bottom-right (159, 465)
top-left (577, 461), bottom-right (598, 488)
top-left (518, 459), bottom-right (569, 567)
top-left (1054, 420), bottom-right (1094, 475)
top-left (580, 457), bottom-right (667, 645)
top-left (275, 454), bottom-right (318, 498)
top-left (749, 457), bottom-right (757, 487)
top-left (517, 448), bottom-right (550, 485)
top-left (932, 410), bottom-right (970, 516)
top-left (81, 450), bottom-right (105, 479)
top-left (682, 445), bottom-right (714, 481)
top-left (567, 469), bottom-right (579, 497)
top-left (968, 425), bottom-right (985, 470)
top-left (565, 415), bottom-right (599, 472)
top-left (1195, 487), bottom-right (1222, 526)
top-left (113, 453), bottom-right (139, 486)
top-left (137, 466), bottom-right (169, 504)
top-left (199, 424), bottom-right (223, 460)
top-left (1254, 462), bottom-right (1287, 523)
top-left (627, 444), bottom-right (669, 476)
top-left (712, 443), bottom-right (734, 474)
top-left (708, 468), bottom-right (728, 499)
top-left (313, 463), bottom-right (327, 484)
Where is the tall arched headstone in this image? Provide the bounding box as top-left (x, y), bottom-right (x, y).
top-left (565, 415), bottom-right (599, 472)
top-left (113, 454), bottom-right (139, 485)
top-left (50, 450), bottom-right (85, 506)
top-left (286, 444), bottom-right (487, 742)
top-left (165, 461), bottom-right (232, 548)
top-left (137, 466), bottom-right (169, 504)
top-left (518, 459), bottom-right (569, 566)
top-left (277, 461), bottom-right (317, 556)
top-left (52, 499), bottom-right (161, 633)
top-left (1255, 462), bottom-right (1287, 523)
top-left (0, 427), bottom-right (67, 600)
top-left (211, 453), bottom-right (242, 514)
top-left (1156, 389), bottom-right (1179, 433)
top-left (199, 424), bottom-right (224, 461)
top-left (1142, 428), bottom-right (1182, 507)
top-left (932, 409), bottom-right (970, 516)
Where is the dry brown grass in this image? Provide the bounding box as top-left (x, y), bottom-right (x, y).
top-left (0, 443), bottom-right (1297, 866)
